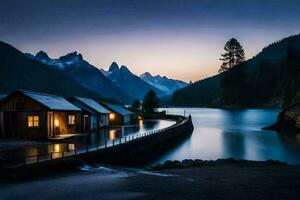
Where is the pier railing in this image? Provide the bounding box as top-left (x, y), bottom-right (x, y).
top-left (1, 115), bottom-right (191, 168)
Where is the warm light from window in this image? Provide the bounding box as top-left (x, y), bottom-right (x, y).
top-left (54, 144), bottom-right (60, 152)
top-left (28, 116), bottom-right (33, 127)
top-left (109, 113), bottom-right (115, 120)
top-left (33, 116), bottom-right (39, 127)
top-left (54, 119), bottom-right (59, 127)
top-left (28, 116), bottom-right (39, 127)
top-left (68, 144), bottom-right (75, 151)
top-left (68, 115), bottom-right (75, 125)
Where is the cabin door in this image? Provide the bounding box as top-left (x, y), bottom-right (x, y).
top-left (48, 112), bottom-right (54, 138)
top-left (83, 115), bottom-right (89, 132)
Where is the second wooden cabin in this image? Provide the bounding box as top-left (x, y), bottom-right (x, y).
top-left (99, 102), bottom-right (134, 125)
top-left (70, 97), bottom-right (110, 133)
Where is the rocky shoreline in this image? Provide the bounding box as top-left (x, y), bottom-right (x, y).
top-left (149, 158), bottom-right (288, 170)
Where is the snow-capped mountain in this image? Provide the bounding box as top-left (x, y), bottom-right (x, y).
top-left (101, 63), bottom-right (165, 99)
top-left (100, 62), bottom-right (119, 77)
top-left (26, 51), bottom-right (132, 103)
top-left (140, 72), bottom-right (188, 95)
top-left (29, 51), bottom-right (89, 70)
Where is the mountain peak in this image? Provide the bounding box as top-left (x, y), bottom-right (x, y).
top-left (120, 65), bottom-right (131, 73)
top-left (35, 51), bottom-right (50, 61)
top-left (141, 72), bottom-right (152, 77)
top-left (109, 62), bottom-right (119, 72)
top-left (59, 51), bottom-right (83, 62)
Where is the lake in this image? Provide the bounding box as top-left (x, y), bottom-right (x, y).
top-left (155, 108), bottom-right (300, 164)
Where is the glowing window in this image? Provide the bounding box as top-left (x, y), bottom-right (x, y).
top-left (109, 113), bottom-right (115, 120)
top-left (68, 115), bottom-right (75, 125)
top-left (28, 116), bottom-right (39, 127)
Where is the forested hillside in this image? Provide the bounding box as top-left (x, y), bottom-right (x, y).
top-left (172, 34), bottom-right (300, 107)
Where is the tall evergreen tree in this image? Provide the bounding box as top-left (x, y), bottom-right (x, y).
top-left (219, 38), bottom-right (245, 73)
top-left (142, 90), bottom-right (159, 113)
top-left (131, 99), bottom-right (141, 111)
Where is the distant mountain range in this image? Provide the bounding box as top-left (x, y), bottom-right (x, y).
top-left (140, 72), bottom-right (188, 95)
top-left (100, 63), bottom-right (166, 100)
top-left (0, 41), bottom-right (103, 100)
top-left (26, 51), bottom-right (132, 103)
top-left (172, 34), bottom-right (300, 107)
top-left (0, 43), bottom-right (187, 103)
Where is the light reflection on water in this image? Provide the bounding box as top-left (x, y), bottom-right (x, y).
top-left (0, 119), bottom-right (175, 159)
top-left (156, 108), bottom-right (300, 164)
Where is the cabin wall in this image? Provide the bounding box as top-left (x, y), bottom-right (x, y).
top-left (90, 115), bottom-right (97, 131)
top-left (100, 114), bottom-right (109, 127)
top-left (109, 112), bottom-right (124, 126)
top-left (2, 111), bottom-right (47, 140)
top-left (53, 112), bottom-right (79, 136)
top-left (124, 115), bottom-right (132, 124)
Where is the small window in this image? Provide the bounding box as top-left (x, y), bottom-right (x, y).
top-left (68, 115), bottom-right (75, 125)
top-left (28, 116), bottom-right (39, 127)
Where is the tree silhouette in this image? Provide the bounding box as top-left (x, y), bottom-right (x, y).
top-left (142, 90), bottom-right (159, 113)
top-left (219, 38), bottom-right (245, 73)
top-left (131, 99), bottom-right (141, 111)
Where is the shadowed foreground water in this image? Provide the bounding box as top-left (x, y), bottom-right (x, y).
top-left (156, 108), bottom-right (300, 164)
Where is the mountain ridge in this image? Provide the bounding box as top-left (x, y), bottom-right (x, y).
top-left (140, 72), bottom-right (188, 95)
top-left (0, 41), bottom-right (106, 101)
top-left (101, 62), bottom-right (166, 100)
top-left (27, 51), bottom-right (133, 103)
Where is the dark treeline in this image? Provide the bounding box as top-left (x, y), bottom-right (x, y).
top-left (172, 34), bottom-right (300, 108)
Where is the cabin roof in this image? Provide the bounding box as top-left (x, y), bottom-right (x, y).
top-left (21, 90), bottom-right (81, 111)
top-left (101, 103), bottom-right (133, 115)
top-left (74, 97), bottom-right (110, 114)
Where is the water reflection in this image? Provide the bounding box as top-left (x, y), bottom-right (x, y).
top-left (157, 108), bottom-right (300, 164)
top-left (0, 119), bottom-right (175, 159)
top-left (109, 130), bottom-right (118, 140)
top-left (221, 131), bottom-right (246, 159)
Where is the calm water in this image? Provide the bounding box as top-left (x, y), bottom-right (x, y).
top-left (0, 119), bottom-right (175, 159)
top-left (156, 108), bottom-right (300, 164)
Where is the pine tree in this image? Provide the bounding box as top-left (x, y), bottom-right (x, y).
top-left (142, 90), bottom-right (159, 113)
top-left (131, 99), bottom-right (141, 111)
top-left (219, 38), bottom-right (245, 73)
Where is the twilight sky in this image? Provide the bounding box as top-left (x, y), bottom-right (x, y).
top-left (1, 0), bottom-right (300, 82)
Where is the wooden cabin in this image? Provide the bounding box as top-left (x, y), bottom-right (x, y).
top-left (99, 102), bottom-right (133, 125)
top-left (70, 97), bottom-right (110, 132)
top-left (0, 90), bottom-right (81, 140)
